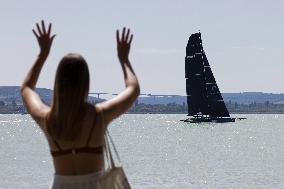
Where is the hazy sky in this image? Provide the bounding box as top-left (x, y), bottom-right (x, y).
top-left (1, 0), bottom-right (284, 96)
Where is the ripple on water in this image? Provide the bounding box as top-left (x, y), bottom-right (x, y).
top-left (0, 114), bottom-right (284, 189)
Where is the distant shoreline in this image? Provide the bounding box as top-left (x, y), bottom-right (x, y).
top-left (1, 112), bottom-right (284, 115)
top-left (128, 112), bottom-right (284, 114)
top-left (1, 86), bottom-right (284, 115)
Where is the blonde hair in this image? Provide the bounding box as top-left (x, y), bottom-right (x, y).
top-left (47, 53), bottom-right (90, 141)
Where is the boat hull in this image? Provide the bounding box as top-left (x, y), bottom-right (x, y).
top-left (181, 117), bottom-right (236, 123)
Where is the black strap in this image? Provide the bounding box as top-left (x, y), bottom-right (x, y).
top-left (85, 107), bottom-right (98, 147)
top-left (44, 118), bottom-right (62, 151)
top-left (49, 107), bottom-right (102, 155)
top-left (48, 124), bottom-right (62, 150)
top-left (51, 137), bottom-right (62, 151)
top-left (51, 146), bottom-right (103, 157)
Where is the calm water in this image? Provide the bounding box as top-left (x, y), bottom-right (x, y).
top-left (0, 114), bottom-right (283, 189)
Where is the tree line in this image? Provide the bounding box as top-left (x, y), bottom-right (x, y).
top-left (1, 100), bottom-right (284, 114)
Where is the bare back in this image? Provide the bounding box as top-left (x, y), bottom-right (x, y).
top-left (43, 104), bottom-right (105, 175)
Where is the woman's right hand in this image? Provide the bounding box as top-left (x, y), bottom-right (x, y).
top-left (116, 27), bottom-right (133, 63)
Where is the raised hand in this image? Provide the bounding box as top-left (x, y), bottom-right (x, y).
top-left (116, 27), bottom-right (133, 63)
top-left (32, 20), bottom-right (56, 58)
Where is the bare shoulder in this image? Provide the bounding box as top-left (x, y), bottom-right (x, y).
top-left (86, 103), bottom-right (104, 123)
top-left (93, 102), bottom-right (112, 126)
top-left (35, 108), bottom-right (50, 131)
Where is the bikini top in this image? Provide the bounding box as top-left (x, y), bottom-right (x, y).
top-left (49, 112), bottom-right (103, 157)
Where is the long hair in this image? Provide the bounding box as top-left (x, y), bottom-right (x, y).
top-left (47, 53), bottom-right (90, 141)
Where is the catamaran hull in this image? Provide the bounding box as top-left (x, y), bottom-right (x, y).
top-left (181, 117), bottom-right (236, 123)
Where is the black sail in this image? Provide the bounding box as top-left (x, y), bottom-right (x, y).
top-left (203, 54), bottom-right (230, 117)
top-left (185, 32), bottom-right (230, 118)
top-left (185, 33), bottom-right (208, 115)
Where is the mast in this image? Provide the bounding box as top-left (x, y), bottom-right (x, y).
top-left (185, 33), bottom-right (208, 116)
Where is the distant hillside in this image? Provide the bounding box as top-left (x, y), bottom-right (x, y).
top-left (138, 92), bottom-right (284, 105)
top-left (223, 92), bottom-right (284, 104)
top-left (0, 86), bottom-right (52, 105)
top-left (0, 86), bottom-right (100, 105)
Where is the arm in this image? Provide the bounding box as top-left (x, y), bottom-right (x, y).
top-left (97, 28), bottom-right (140, 124)
top-left (21, 20), bottom-right (56, 124)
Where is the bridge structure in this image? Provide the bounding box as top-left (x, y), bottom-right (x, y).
top-left (89, 92), bottom-right (182, 99)
top-left (88, 92), bottom-right (108, 99)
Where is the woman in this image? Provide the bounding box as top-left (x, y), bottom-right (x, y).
top-left (21, 20), bottom-right (140, 188)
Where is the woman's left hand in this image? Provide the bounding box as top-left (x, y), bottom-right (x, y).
top-left (32, 20), bottom-right (56, 58)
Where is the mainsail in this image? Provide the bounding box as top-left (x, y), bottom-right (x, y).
top-left (185, 32), bottom-right (230, 118)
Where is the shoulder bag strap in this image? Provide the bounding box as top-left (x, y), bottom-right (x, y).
top-left (99, 105), bottom-right (123, 167)
top-left (98, 105), bottom-right (115, 168)
top-left (106, 130), bottom-right (121, 163)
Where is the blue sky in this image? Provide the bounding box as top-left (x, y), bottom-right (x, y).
top-left (0, 0), bottom-right (284, 95)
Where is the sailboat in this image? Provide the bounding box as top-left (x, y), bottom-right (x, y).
top-left (183, 32), bottom-right (242, 123)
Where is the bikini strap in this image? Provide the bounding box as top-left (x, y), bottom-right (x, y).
top-left (51, 136), bottom-right (62, 151)
top-left (44, 117), bottom-right (62, 151)
top-left (85, 106), bottom-right (98, 147)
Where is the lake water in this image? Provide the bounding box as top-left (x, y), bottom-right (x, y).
top-left (0, 114), bottom-right (283, 189)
